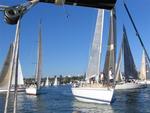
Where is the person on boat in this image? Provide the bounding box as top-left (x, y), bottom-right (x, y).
top-left (100, 72), bottom-right (104, 85)
top-left (108, 67), bottom-right (114, 83)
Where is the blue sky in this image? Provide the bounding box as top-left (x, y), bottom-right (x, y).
top-left (0, 0), bottom-right (150, 77)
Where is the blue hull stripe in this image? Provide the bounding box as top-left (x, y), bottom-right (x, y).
top-left (74, 95), bottom-right (111, 103)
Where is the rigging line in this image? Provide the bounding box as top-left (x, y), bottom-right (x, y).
top-left (123, 2), bottom-right (150, 64)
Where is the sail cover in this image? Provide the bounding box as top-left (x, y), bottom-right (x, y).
top-left (103, 8), bottom-right (116, 81)
top-left (123, 26), bottom-right (138, 79)
top-left (86, 9), bottom-right (104, 81)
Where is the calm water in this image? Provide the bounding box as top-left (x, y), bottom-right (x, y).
top-left (0, 87), bottom-right (150, 113)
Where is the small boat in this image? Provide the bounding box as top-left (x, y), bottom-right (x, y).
top-left (53, 76), bottom-right (59, 86)
top-left (26, 21), bottom-right (44, 95)
top-left (45, 76), bottom-right (49, 87)
top-left (72, 9), bottom-right (116, 104)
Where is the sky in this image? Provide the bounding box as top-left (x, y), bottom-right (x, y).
top-left (0, 0), bottom-right (150, 77)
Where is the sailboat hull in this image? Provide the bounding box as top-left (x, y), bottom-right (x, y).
top-left (26, 86), bottom-right (47, 95)
top-left (72, 87), bottom-right (114, 104)
top-left (115, 82), bottom-right (146, 90)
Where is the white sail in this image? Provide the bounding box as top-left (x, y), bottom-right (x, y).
top-left (45, 77), bottom-right (49, 86)
top-left (139, 51), bottom-right (147, 80)
top-left (86, 9), bottom-right (104, 81)
top-left (54, 76), bottom-right (58, 86)
top-left (35, 21), bottom-right (42, 89)
top-left (11, 60), bottom-right (24, 85)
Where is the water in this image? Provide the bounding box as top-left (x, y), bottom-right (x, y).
top-left (0, 87), bottom-right (150, 113)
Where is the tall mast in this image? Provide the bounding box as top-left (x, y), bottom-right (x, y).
top-left (86, 9), bottom-right (104, 82)
top-left (4, 18), bottom-right (21, 113)
top-left (103, 8), bottom-right (116, 82)
top-left (35, 20), bottom-right (42, 89)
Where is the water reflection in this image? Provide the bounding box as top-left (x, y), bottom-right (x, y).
top-left (72, 100), bottom-right (114, 113)
top-left (0, 87), bottom-right (150, 113)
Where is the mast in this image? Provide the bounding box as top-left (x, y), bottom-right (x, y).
top-left (103, 8), bottom-right (116, 82)
top-left (123, 26), bottom-right (138, 80)
top-left (4, 18), bottom-right (21, 113)
top-left (86, 9), bottom-right (104, 82)
top-left (35, 20), bottom-right (42, 89)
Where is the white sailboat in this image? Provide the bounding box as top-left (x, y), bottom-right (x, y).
top-left (26, 21), bottom-right (43, 95)
top-left (115, 26), bottom-right (145, 90)
top-left (71, 9), bottom-right (115, 104)
top-left (53, 76), bottom-right (59, 86)
top-left (45, 77), bottom-right (49, 87)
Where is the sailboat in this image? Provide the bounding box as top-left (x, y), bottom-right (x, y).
top-left (0, 45), bottom-right (25, 92)
top-left (45, 76), bottom-right (49, 87)
top-left (26, 21), bottom-right (43, 95)
top-left (115, 26), bottom-right (145, 90)
top-left (53, 76), bottom-right (59, 86)
top-left (71, 9), bottom-right (115, 104)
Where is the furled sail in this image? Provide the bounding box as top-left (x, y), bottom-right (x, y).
top-left (0, 44), bottom-right (13, 90)
top-left (35, 21), bottom-right (42, 89)
top-left (103, 8), bottom-right (116, 81)
top-left (86, 9), bottom-right (104, 81)
top-left (123, 26), bottom-right (138, 79)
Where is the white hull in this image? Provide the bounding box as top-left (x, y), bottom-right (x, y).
top-left (146, 80), bottom-right (150, 84)
top-left (115, 82), bottom-right (145, 90)
top-left (71, 87), bottom-right (114, 104)
top-left (26, 87), bottom-right (46, 95)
